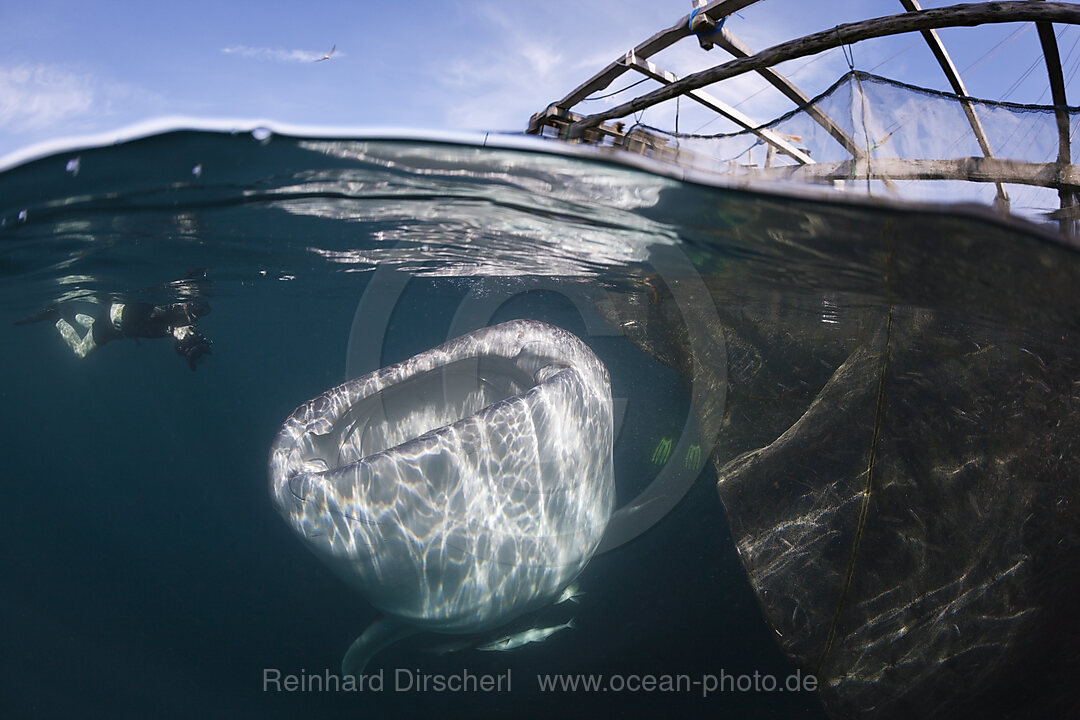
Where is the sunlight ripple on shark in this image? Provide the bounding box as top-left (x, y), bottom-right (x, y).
top-left (269, 320), bottom-right (614, 675)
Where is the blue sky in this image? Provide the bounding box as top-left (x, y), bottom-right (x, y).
top-left (1, 0), bottom-right (1076, 162)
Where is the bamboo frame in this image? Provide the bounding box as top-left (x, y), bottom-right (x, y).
top-left (567, 2), bottom-right (1080, 136)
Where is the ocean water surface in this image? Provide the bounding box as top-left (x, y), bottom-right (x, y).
top-left (1, 128), bottom-right (1076, 719)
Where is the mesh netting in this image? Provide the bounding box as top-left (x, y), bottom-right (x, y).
top-left (621, 71), bottom-right (1080, 224)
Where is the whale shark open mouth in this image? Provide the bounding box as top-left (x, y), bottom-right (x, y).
top-left (269, 319), bottom-right (614, 635)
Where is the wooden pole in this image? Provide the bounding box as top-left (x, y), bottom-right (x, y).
top-left (899, 0), bottom-right (1010, 210)
top-left (526, 0), bottom-right (760, 134)
top-left (745, 156), bottom-right (1079, 189)
top-left (568, 2), bottom-right (1080, 137)
top-left (624, 54), bottom-right (815, 164)
top-left (1035, 14), bottom-right (1077, 231)
top-left (713, 27), bottom-right (864, 159)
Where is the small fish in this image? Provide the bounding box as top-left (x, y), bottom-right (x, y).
top-left (476, 619), bottom-right (575, 651)
top-left (555, 583), bottom-right (584, 605)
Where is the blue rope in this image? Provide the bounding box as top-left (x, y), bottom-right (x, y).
top-left (689, 8), bottom-right (727, 34)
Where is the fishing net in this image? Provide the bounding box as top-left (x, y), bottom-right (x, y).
top-left (621, 71), bottom-right (1080, 226)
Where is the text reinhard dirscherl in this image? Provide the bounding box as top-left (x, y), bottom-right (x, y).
top-left (263, 668), bottom-right (512, 693)
top-left (262, 668), bottom-right (818, 697)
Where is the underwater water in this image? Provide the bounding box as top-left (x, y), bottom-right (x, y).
top-left (1, 129), bottom-right (1077, 720)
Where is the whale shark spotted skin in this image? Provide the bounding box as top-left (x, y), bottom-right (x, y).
top-left (269, 320), bottom-right (614, 675)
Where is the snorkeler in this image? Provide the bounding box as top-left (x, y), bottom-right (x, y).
top-left (15, 269), bottom-right (214, 370)
top-left (50, 300), bottom-right (212, 370)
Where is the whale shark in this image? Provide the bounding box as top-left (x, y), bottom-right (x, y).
top-left (269, 320), bottom-right (614, 675)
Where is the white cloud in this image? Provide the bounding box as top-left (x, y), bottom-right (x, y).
top-left (432, 0), bottom-right (853, 134)
top-left (0, 65), bottom-right (96, 132)
top-left (433, 1), bottom-right (926, 136)
top-left (222, 45), bottom-right (342, 64)
top-left (434, 4), bottom-right (616, 131)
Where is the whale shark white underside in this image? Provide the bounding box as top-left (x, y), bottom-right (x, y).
top-left (269, 320), bottom-right (615, 674)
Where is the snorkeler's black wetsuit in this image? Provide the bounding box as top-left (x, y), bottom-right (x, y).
top-left (93, 300), bottom-right (212, 369)
top-left (93, 301), bottom-right (204, 340)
